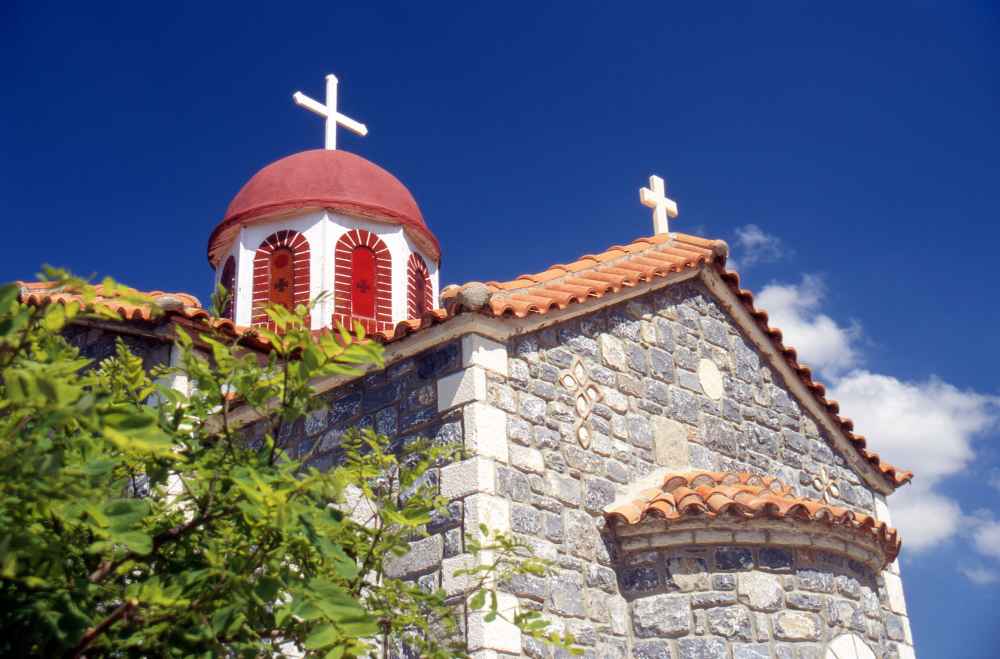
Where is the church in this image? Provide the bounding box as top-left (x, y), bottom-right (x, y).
top-left (19, 74), bottom-right (917, 659)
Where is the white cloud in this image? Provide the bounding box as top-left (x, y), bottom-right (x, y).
top-left (887, 487), bottom-right (963, 552)
top-left (989, 469), bottom-right (1000, 493)
top-left (730, 224), bottom-right (784, 271)
top-left (756, 275), bottom-right (860, 378)
top-left (959, 566), bottom-right (1000, 586)
top-left (756, 273), bottom-right (1000, 557)
top-left (829, 372), bottom-right (990, 483)
top-left (969, 511), bottom-right (1000, 560)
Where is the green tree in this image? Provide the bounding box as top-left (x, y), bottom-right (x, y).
top-left (0, 273), bottom-right (577, 657)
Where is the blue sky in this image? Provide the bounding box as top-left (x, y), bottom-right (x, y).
top-left (2, 2), bottom-right (998, 655)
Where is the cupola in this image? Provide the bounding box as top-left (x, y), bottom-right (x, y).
top-left (206, 74), bottom-right (440, 333)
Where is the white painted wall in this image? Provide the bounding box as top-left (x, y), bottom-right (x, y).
top-left (215, 209), bottom-right (439, 331)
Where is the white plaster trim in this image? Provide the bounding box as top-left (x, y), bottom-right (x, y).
top-left (699, 268), bottom-right (894, 495)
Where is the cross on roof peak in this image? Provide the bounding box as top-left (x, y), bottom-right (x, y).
top-left (292, 73), bottom-right (368, 150)
top-left (640, 174), bottom-right (679, 235)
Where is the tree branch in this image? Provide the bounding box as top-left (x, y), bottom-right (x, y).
top-left (64, 598), bottom-right (137, 659)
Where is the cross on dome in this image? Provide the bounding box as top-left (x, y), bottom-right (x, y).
top-left (292, 74), bottom-right (368, 150)
top-left (640, 174), bottom-right (679, 235)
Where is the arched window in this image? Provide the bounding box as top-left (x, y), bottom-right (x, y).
top-left (251, 230), bottom-right (310, 327)
top-left (334, 229), bottom-right (392, 334)
top-left (220, 255), bottom-right (236, 320)
top-left (407, 253), bottom-right (433, 318)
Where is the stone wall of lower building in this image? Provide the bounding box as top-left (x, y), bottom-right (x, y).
top-left (63, 323), bottom-right (172, 372)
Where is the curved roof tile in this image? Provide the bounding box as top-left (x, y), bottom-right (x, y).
top-left (604, 471), bottom-right (901, 566)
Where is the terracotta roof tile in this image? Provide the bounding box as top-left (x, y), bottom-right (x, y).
top-left (432, 232), bottom-right (911, 488)
top-left (16, 281), bottom-right (271, 351)
top-left (605, 471), bottom-right (901, 566)
top-left (15, 231), bottom-right (913, 489)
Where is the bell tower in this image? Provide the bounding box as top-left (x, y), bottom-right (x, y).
top-left (206, 74), bottom-right (441, 333)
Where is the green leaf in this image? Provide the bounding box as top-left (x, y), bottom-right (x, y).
top-left (254, 576), bottom-right (282, 602)
top-left (113, 531), bottom-right (152, 555)
top-left (304, 624), bottom-right (338, 649)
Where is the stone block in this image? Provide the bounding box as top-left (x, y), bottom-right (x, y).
top-left (510, 503), bottom-right (543, 535)
top-left (440, 456), bottom-right (496, 499)
top-left (440, 554), bottom-right (473, 596)
top-left (632, 641), bottom-right (671, 659)
top-left (467, 591), bottom-right (521, 653)
top-left (509, 444), bottom-right (545, 474)
top-left (773, 611), bottom-right (820, 640)
top-left (695, 529), bottom-right (733, 544)
top-left (706, 605), bottom-right (752, 639)
top-left (384, 534), bottom-right (443, 579)
top-left (652, 417), bottom-right (689, 468)
top-left (691, 591), bottom-right (737, 608)
top-left (599, 334), bottom-right (627, 371)
top-left (677, 638), bottom-right (727, 659)
top-left (549, 571), bottom-right (585, 617)
top-left (733, 644), bottom-right (770, 659)
top-left (758, 547), bottom-right (794, 571)
top-left (715, 546), bottom-right (753, 570)
top-left (882, 571), bottom-right (908, 615)
top-left (437, 367), bottom-right (487, 411)
top-left (631, 593), bottom-right (691, 638)
top-left (464, 402), bottom-right (508, 462)
top-left (583, 477), bottom-right (617, 513)
top-left (464, 493), bottom-right (510, 539)
top-left (738, 571), bottom-right (784, 611)
top-left (667, 556), bottom-right (709, 591)
top-left (786, 591), bottom-right (825, 611)
top-left (461, 334), bottom-right (508, 376)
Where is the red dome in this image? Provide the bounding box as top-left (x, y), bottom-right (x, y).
top-left (208, 150), bottom-right (439, 265)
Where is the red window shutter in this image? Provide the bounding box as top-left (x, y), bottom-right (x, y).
top-left (269, 247), bottom-right (295, 311)
top-left (221, 256), bottom-right (236, 319)
top-left (413, 273), bottom-right (427, 316)
top-left (352, 246), bottom-right (376, 317)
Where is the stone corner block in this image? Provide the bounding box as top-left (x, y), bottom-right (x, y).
top-left (462, 334), bottom-right (509, 376)
top-left (464, 402), bottom-right (509, 463)
top-left (467, 591), bottom-right (521, 654)
top-left (438, 366), bottom-right (487, 412)
top-left (441, 456), bottom-right (496, 499)
top-left (874, 495), bottom-right (892, 525)
top-left (440, 554), bottom-right (474, 596)
top-left (464, 493), bottom-right (511, 539)
top-left (882, 570), bottom-right (908, 615)
top-left (383, 534), bottom-right (443, 579)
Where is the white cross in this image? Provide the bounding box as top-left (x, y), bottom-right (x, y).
top-left (292, 74), bottom-right (368, 150)
top-left (640, 174), bottom-right (679, 235)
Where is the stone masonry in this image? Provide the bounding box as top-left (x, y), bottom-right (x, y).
top-left (245, 277), bottom-right (916, 658)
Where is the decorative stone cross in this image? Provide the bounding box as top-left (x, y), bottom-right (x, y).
top-left (812, 466), bottom-right (841, 504)
top-left (640, 174), bottom-right (679, 235)
top-left (293, 74), bottom-right (369, 150)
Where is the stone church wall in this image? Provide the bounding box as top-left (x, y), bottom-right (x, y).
top-left (484, 280), bottom-right (911, 658)
top-left (253, 278), bottom-right (914, 657)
